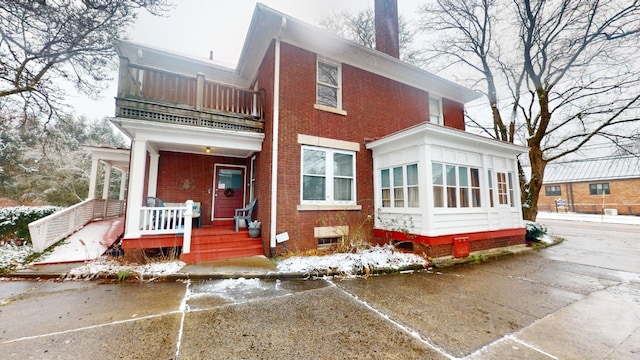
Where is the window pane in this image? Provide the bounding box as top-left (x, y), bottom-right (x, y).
top-left (407, 164), bottom-right (418, 185)
top-left (459, 167), bottom-right (468, 187)
top-left (393, 167), bottom-right (403, 186)
top-left (408, 187), bottom-right (419, 207)
top-left (333, 153), bottom-right (353, 176)
top-left (394, 187), bottom-right (404, 207)
top-left (447, 187), bottom-right (457, 208)
top-left (459, 188), bottom-right (469, 207)
top-left (381, 169), bottom-right (390, 188)
top-left (472, 188), bottom-right (481, 207)
top-left (334, 178), bottom-right (352, 201)
top-left (318, 62), bottom-right (338, 86)
top-left (446, 165), bottom-right (456, 186)
top-left (382, 188), bottom-right (391, 207)
top-left (432, 163), bottom-right (443, 185)
top-left (471, 168), bottom-right (480, 187)
top-left (303, 176), bottom-right (325, 200)
top-left (317, 85), bottom-right (337, 107)
top-left (303, 149), bottom-right (325, 175)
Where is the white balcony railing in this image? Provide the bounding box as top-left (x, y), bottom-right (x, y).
top-left (28, 199), bottom-right (126, 253)
top-left (139, 200), bottom-right (194, 253)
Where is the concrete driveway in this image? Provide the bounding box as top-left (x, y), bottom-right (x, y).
top-left (1, 219), bottom-right (639, 359)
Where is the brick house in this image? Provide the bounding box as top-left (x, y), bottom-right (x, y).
top-left (537, 156), bottom-right (640, 215)
top-left (110, 2), bottom-right (527, 263)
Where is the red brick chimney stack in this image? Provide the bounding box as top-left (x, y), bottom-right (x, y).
top-left (374, 0), bottom-right (400, 58)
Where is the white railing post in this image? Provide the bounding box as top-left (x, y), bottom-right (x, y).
top-left (183, 200), bottom-right (194, 254)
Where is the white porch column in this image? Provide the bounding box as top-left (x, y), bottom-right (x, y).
top-left (88, 157), bottom-right (100, 199)
top-left (147, 152), bottom-right (159, 197)
top-left (119, 171), bottom-right (127, 201)
top-left (124, 139), bottom-right (148, 238)
top-left (102, 163), bottom-right (112, 200)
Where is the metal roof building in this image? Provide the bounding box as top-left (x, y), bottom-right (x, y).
top-left (543, 155), bottom-right (640, 184)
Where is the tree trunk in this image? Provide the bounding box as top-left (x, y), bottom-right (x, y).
top-left (523, 144), bottom-right (546, 221)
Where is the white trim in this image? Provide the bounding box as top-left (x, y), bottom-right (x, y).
top-left (147, 153), bottom-right (159, 197)
top-left (270, 37), bottom-right (281, 249)
top-left (429, 96), bottom-right (443, 125)
top-left (299, 145), bottom-right (357, 207)
top-left (297, 134), bottom-right (360, 152)
top-left (313, 103), bottom-right (347, 116)
top-left (297, 204), bottom-right (362, 211)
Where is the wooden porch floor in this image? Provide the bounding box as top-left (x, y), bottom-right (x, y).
top-left (121, 225), bottom-right (264, 263)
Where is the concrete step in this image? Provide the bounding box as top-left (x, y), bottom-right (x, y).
top-left (181, 244), bottom-right (264, 263)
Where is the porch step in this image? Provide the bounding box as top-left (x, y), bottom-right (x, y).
top-left (181, 229), bottom-right (264, 263)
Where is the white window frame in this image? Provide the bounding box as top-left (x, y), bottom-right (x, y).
top-left (380, 164), bottom-right (419, 209)
top-left (429, 96), bottom-right (443, 125)
top-left (433, 162), bottom-right (481, 209)
top-left (316, 59), bottom-right (343, 111)
top-left (300, 145), bottom-right (356, 206)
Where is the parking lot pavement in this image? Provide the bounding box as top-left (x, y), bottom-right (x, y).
top-left (2, 218), bottom-right (639, 359)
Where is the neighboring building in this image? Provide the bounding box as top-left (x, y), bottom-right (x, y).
top-left (110, 2), bottom-right (527, 263)
top-left (537, 155), bottom-right (640, 215)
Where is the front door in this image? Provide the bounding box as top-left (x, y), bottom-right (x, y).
top-left (213, 166), bottom-right (246, 221)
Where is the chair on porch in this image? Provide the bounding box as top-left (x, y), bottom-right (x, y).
top-left (234, 198), bottom-right (257, 232)
top-left (145, 196), bottom-right (165, 229)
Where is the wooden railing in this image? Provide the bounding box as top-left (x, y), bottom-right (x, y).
top-left (28, 199), bottom-right (126, 253)
top-left (117, 65), bottom-right (264, 132)
top-left (139, 200), bottom-right (194, 253)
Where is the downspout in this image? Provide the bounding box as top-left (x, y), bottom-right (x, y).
top-left (270, 17), bottom-right (286, 253)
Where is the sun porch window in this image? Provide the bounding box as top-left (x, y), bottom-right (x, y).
top-left (433, 162), bottom-right (481, 208)
top-left (380, 164), bottom-right (419, 208)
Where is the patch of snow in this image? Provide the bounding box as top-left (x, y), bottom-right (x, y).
top-left (66, 257), bottom-right (185, 279)
top-left (0, 244), bottom-right (34, 271)
top-left (276, 244), bottom-right (427, 276)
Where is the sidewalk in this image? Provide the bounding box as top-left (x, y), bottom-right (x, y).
top-left (537, 211), bottom-right (640, 225)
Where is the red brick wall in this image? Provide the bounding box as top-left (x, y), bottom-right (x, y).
top-left (443, 98), bottom-right (465, 130)
top-left (538, 178), bottom-right (640, 215)
top-left (269, 42), bottom-right (467, 254)
top-left (155, 151), bottom-right (246, 226)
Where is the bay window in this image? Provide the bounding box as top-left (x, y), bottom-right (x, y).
top-left (380, 164), bottom-right (419, 208)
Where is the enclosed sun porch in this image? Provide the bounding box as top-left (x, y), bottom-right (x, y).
top-left (110, 41), bottom-right (266, 262)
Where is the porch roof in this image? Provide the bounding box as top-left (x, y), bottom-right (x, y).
top-left (109, 117), bottom-right (264, 158)
top-left (82, 145), bottom-right (130, 172)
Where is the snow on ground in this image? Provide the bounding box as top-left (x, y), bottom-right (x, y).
top-left (65, 257), bottom-right (186, 279)
top-left (276, 244), bottom-right (428, 276)
top-left (0, 244), bottom-right (34, 272)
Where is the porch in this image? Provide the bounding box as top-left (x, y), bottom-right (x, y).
top-left (122, 225), bottom-right (264, 263)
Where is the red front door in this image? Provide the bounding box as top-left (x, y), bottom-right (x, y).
top-left (213, 166), bottom-right (245, 220)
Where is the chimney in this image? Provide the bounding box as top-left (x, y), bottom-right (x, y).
top-left (374, 0), bottom-right (400, 58)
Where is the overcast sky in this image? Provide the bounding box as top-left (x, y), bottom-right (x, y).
top-left (72, 0), bottom-right (427, 120)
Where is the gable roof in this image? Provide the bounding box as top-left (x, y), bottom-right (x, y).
top-left (543, 156), bottom-right (640, 183)
top-left (236, 3), bottom-right (481, 104)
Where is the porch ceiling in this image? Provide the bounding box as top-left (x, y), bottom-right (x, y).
top-left (109, 117), bottom-right (264, 158)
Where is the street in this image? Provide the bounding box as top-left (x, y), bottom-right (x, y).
top-left (1, 219), bottom-right (639, 359)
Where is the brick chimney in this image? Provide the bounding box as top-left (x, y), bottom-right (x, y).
top-left (374, 0), bottom-right (400, 58)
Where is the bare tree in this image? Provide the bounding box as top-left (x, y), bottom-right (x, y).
top-left (420, 0), bottom-right (640, 220)
top-left (0, 0), bottom-right (169, 128)
top-left (320, 8), bottom-right (426, 68)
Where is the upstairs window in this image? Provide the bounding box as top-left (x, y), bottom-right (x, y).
top-left (589, 183), bottom-right (610, 195)
top-left (302, 146), bottom-right (355, 204)
top-left (429, 96), bottom-right (443, 125)
top-left (317, 60), bottom-right (342, 109)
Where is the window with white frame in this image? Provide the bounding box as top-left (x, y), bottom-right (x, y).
top-left (380, 164), bottom-right (419, 208)
top-left (432, 162), bottom-right (481, 208)
top-left (508, 172), bottom-right (515, 207)
top-left (429, 96), bottom-right (443, 125)
top-left (487, 170), bottom-right (495, 207)
top-left (317, 60), bottom-right (342, 109)
top-left (301, 146), bottom-right (355, 204)
top-left (497, 172), bottom-right (508, 205)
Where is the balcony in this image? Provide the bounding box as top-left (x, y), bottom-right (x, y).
top-left (116, 65), bottom-right (264, 133)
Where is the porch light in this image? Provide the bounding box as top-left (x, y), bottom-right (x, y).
top-left (205, 147), bottom-right (211, 153)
